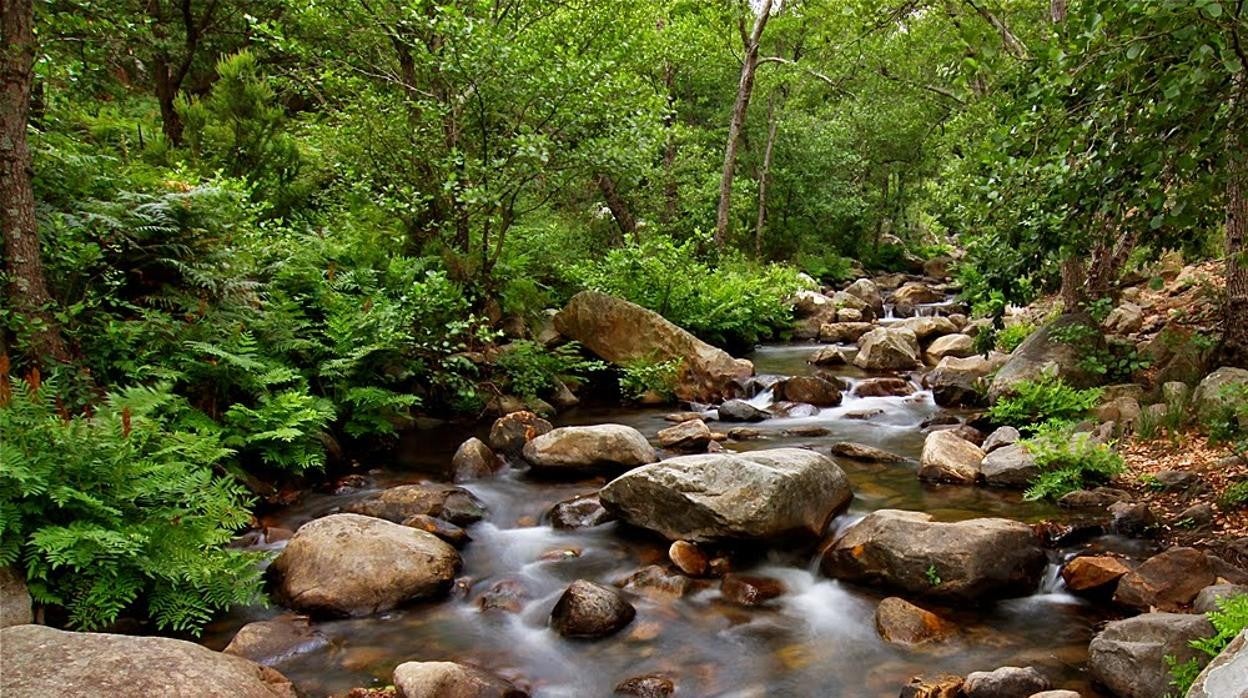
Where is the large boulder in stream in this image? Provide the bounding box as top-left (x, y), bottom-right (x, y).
top-left (393, 661), bottom-right (527, 698)
top-left (988, 313), bottom-right (1106, 402)
top-left (522, 424), bottom-right (657, 473)
top-left (774, 375), bottom-right (843, 406)
top-left (821, 510), bottom-right (1046, 601)
top-left (853, 327), bottom-right (921, 370)
top-left (270, 513), bottom-right (461, 617)
top-left (344, 483), bottom-right (486, 526)
top-left (918, 430), bottom-right (985, 484)
top-left (0, 624), bottom-right (297, 697)
top-left (924, 354), bottom-right (1006, 408)
top-left (549, 580), bottom-right (635, 638)
top-left (554, 291), bottom-right (753, 402)
top-left (1088, 612), bottom-right (1215, 698)
top-left (600, 448), bottom-right (852, 542)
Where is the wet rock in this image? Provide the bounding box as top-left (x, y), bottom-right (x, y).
top-left (549, 580), bottom-right (636, 639)
top-left (981, 426), bottom-right (1021, 454)
top-left (1060, 555), bottom-right (1130, 594)
top-left (656, 419), bottom-right (713, 452)
top-left (845, 408), bottom-right (885, 420)
top-left (925, 334), bottom-right (975, 363)
top-left (782, 425), bottom-right (831, 437)
top-left (600, 448), bottom-right (852, 542)
top-left (668, 540), bottom-right (709, 576)
top-left (920, 414), bottom-right (962, 429)
top-left (1088, 612), bottom-right (1215, 698)
top-left (401, 514), bottom-right (470, 547)
top-left (925, 355), bottom-right (1003, 408)
top-left (899, 316), bottom-right (959, 342)
top-left (837, 307), bottom-right (864, 322)
top-left (844, 278), bottom-right (885, 315)
top-left (980, 444), bottom-right (1039, 488)
top-left (1194, 584), bottom-right (1248, 613)
top-left (854, 327), bottom-right (921, 370)
top-left (224, 616), bottom-right (329, 665)
top-left (452, 437), bottom-right (503, 482)
top-left (727, 427), bottom-right (765, 440)
top-left (0, 624), bottom-right (296, 697)
top-left (614, 674), bottom-right (675, 697)
top-left (963, 667), bottom-right (1050, 698)
top-left (853, 377), bottom-right (915, 398)
top-left (1113, 547), bottom-right (1215, 611)
top-left (918, 430), bottom-right (985, 484)
top-left (1058, 487), bottom-right (1130, 509)
top-left (809, 346), bottom-right (850, 366)
top-left (899, 674), bottom-right (964, 698)
top-left (271, 513), bottom-right (461, 617)
top-left (1186, 629), bottom-right (1248, 698)
top-left (619, 565), bottom-right (691, 598)
top-left (818, 321), bottom-right (876, 344)
top-left (720, 574), bottom-right (785, 606)
top-left (476, 579), bottom-right (531, 613)
top-left (0, 567), bottom-right (32, 629)
top-left (345, 483), bottom-right (487, 526)
top-left (392, 661), bottom-right (526, 698)
top-left (1108, 501), bottom-right (1160, 537)
top-left (555, 291), bottom-right (754, 402)
top-left (988, 314), bottom-right (1105, 402)
top-left (874, 596), bottom-right (955, 647)
top-left (830, 442), bottom-right (906, 463)
top-left (774, 376), bottom-right (843, 406)
top-left (522, 424), bottom-right (657, 473)
top-left (822, 510), bottom-right (1047, 601)
top-left (663, 411), bottom-right (704, 423)
top-left (892, 282), bottom-right (946, 306)
top-left (487, 413), bottom-right (550, 451)
top-left (717, 399), bottom-right (771, 422)
top-left (771, 401), bottom-right (820, 418)
top-left (548, 493), bottom-right (614, 530)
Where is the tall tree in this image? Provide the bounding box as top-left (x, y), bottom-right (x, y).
top-left (1, 0), bottom-right (70, 364)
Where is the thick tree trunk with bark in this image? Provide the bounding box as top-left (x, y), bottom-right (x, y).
top-left (1, 0), bottom-right (71, 365)
top-left (1222, 73), bottom-right (1248, 367)
top-left (714, 0), bottom-right (773, 250)
top-left (595, 172), bottom-right (637, 244)
top-left (754, 90), bottom-right (780, 259)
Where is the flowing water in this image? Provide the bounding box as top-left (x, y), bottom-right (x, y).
top-left (204, 343), bottom-right (1137, 697)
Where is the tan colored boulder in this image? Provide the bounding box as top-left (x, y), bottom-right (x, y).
top-left (818, 321), bottom-right (876, 344)
top-left (925, 334), bottom-right (975, 363)
top-left (522, 424), bottom-right (657, 473)
top-left (451, 437), bottom-right (503, 482)
top-left (1113, 547), bottom-right (1215, 611)
top-left (919, 430), bottom-right (985, 484)
top-left (657, 419), bottom-right (712, 452)
top-left (488, 411), bottom-right (552, 454)
top-left (392, 661), bottom-right (526, 698)
top-left (344, 483), bottom-right (486, 526)
top-left (774, 375), bottom-right (843, 406)
top-left (874, 597), bottom-right (955, 647)
top-left (1060, 555), bottom-right (1131, 594)
top-left (854, 327), bottom-right (921, 370)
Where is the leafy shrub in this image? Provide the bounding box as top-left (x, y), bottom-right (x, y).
top-left (1206, 383), bottom-right (1248, 462)
top-left (0, 376), bottom-right (263, 634)
top-left (1169, 594), bottom-right (1248, 694)
top-left (987, 372), bottom-right (1102, 432)
top-left (619, 358), bottom-right (682, 402)
top-left (795, 251), bottom-right (855, 284)
top-left (995, 322), bottom-right (1035, 353)
top-left (495, 341), bottom-right (604, 400)
top-left (1022, 422), bottom-right (1125, 501)
top-left (1221, 481), bottom-right (1248, 509)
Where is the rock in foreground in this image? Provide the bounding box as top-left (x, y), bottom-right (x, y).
top-left (522, 424), bottom-right (657, 473)
top-left (0, 624), bottom-right (296, 697)
top-left (392, 660), bottom-right (527, 698)
top-left (600, 448), bottom-right (852, 542)
top-left (1088, 612), bottom-right (1214, 698)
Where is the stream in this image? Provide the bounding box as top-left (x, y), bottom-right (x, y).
top-left (203, 342), bottom-right (1139, 697)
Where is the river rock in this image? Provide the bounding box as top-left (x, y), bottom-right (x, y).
top-left (392, 661), bottom-right (526, 698)
top-left (1109, 501), bottom-right (1161, 537)
top-left (925, 355), bottom-right (1002, 407)
top-left (619, 565), bottom-right (692, 598)
top-left (981, 426), bottom-right (1021, 453)
top-left (717, 399), bottom-right (771, 422)
top-left (874, 596), bottom-right (955, 647)
top-left (522, 424), bottom-right (657, 473)
top-left (1, 566), bottom-right (32, 629)
top-left (720, 574), bottom-right (785, 606)
top-left (962, 667), bottom-right (1050, 698)
top-left (1186, 629), bottom-right (1248, 698)
top-left (854, 327), bottom-right (921, 370)
top-left (0, 624), bottom-right (296, 697)
top-left (1194, 584), bottom-right (1248, 613)
top-left (656, 419), bottom-right (712, 452)
top-left (548, 493), bottom-right (614, 529)
top-left (854, 377), bottom-right (915, 398)
top-left (223, 616), bottom-right (329, 665)
top-left (554, 291), bottom-right (753, 402)
top-left (845, 278), bottom-right (885, 315)
top-left (774, 376), bottom-right (843, 406)
top-left (549, 580), bottom-right (635, 638)
top-left (919, 430), bottom-right (985, 484)
top-left (1058, 486), bottom-right (1130, 509)
top-left (988, 314), bottom-right (1105, 402)
top-left (271, 513), bottom-right (461, 616)
top-left (925, 334), bottom-right (975, 363)
top-left (1060, 555), bottom-right (1130, 594)
top-left (488, 411), bottom-right (553, 454)
top-left (1113, 547), bottom-right (1215, 611)
top-left (809, 346), bottom-right (850, 366)
top-left (614, 674), bottom-right (676, 697)
top-left (979, 444), bottom-right (1039, 488)
top-left (900, 675), bottom-right (964, 698)
top-left (344, 483), bottom-right (486, 526)
top-left (1028, 692), bottom-right (1081, 698)
top-left (601, 448), bottom-right (850, 542)
top-left (837, 307), bottom-right (865, 322)
top-left (1088, 612), bottom-right (1215, 698)
top-left (830, 442), bottom-right (906, 463)
top-left (402, 514), bottom-right (470, 547)
top-left (1193, 367), bottom-right (1248, 422)
top-left (892, 282), bottom-right (945, 306)
top-left (821, 510), bottom-right (1047, 601)
top-left (900, 316), bottom-right (959, 342)
top-left (819, 322), bottom-right (875, 344)
top-left (451, 437), bottom-right (503, 482)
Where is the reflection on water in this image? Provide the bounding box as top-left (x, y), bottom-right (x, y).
top-left (204, 343), bottom-right (1118, 697)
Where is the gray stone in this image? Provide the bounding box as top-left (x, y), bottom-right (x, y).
top-left (830, 442), bottom-right (906, 463)
top-left (989, 314), bottom-right (1106, 402)
top-left (1194, 367), bottom-right (1248, 422)
top-left (1193, 584), bottom-right (1248, 614)
top-left (223, 617), bottom-right (329, 666)
top-left (982, 426), bottom-right (1021, 453)
top-left (963, 666), bottom-right (1051, 698)
top-left (1186, 629), bottom-right (1248, 698)
top-left (0, 566), bottom-right (32, 629)
top-left (344, 483), bottom-right (486, 526)
top-left (925, 354), bottom-right (1003, 407)
top-left (522, 424), bottom-right (657, 473)
top-left (844, 278), bottom-right (884, 315)
top-left (980, 444), bottom-right (1039, 488)
top-left (1088, 612), bottom-right (1215, 698)
top-left (392, 661), bottom-right (526, 698)
top-left (451, 437), bottom-right (503, 482)
top-left (818, 322), bottom-right (876, 344)
top-left (1104, 302), bottom-right (1145, 335)
top-left (717, 399), bottom-right (771, 422)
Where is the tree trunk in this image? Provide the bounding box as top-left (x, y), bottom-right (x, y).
top-left (1222, 73), bottom-right (1248, 367)
top-left (1059, 255), bottom-right (1087, 311)
top-left (1, 0), bottom-right (71, 365)
top-left (714, 0), bottom-right (773, 251)
top-left (1049, 0), bottom-right (1067, 23)
top-left (595, 172), bottom-right (637, 244)
top-left (661, 62), bottom-right (679, 225)
top-left (754, 90), bottom-right (780, 259)
top-left (153, 56), bottom-right (185, 146)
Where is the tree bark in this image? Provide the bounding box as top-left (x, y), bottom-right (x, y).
top-left (1049, 0), bottom-right (1067, 24)
top-left (754, 89), bottom-right (780, 259)
top-left (595, 172), bottom-right (637, 244)
top-left (714, 0), bottom-right (773, 251)
top-left (1222, 72), bottom-right (1248, 367)
top-left (1, 0), bottom-right (71, 365)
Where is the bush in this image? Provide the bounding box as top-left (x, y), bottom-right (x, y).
top-left (996, 322), bottom-right (1035, 353)
top-left (0, 376), bottom-right (263, 634)
top-left (987, 372), bottom-right (1102, 432)
top-left (1169, 593), bottom-right (1248, 694)
top-left (619, 358), bottom-right (682, 402)
top-left (495, 341), bottom-right (604, 400)
top-left (1021, 422), bottom-right (1125, 501)
top-left (1206, 383), bottom-right (1248, 461)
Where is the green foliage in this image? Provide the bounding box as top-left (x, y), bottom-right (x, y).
top-left (495, 341), bottom-right (604, 400)
top-left (1022, 422), bottom-right (1126, 501)
top-left (795, 251), bottom-right (855, 284)
top-left (1221, 481), bottom-right (1248, 509)
top-left (925, 564), bottom-right (941, 587)
top-left (995, 322), bottom-right (1036, 353)
top-left (1169, 594), bottom-right (1248, 695)
top-left (0, 378), bottom-right (262, 634)
top-left (1206, 384), bottom-right (1248, 462)
top-left (987, 373), bottom-right (1103, 432)
top-left (619, 358), bottom-right (683, 402)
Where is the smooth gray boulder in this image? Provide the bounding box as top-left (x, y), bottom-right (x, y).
top-left (924, 354), bottom-right (1004, 407)
top-left (963, 666), bottom-right (1051, 698)
top-left (600, 448), bottom-right (852, 542)
top-left (717, 399), bottom-right (771, 422)
top-left (0, 624), bottom-right (296, 697)
top-left (522, 424), bottom-right (657, 472)
top-left (1089, 612), bottom-right (1215, 698)
top-left (989, 314), bottom-right (1105, 402)
top-left (982, 426), bottom-right (1021, 453)
top-left (1193, 367), bottom-right (1248, 422)
top-left (344, 483), bottom-right (486, 526)
top-left (980, 444), bottom-right (1039, 488)
top-left (1186, 629), bottom-right (1248, 698)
